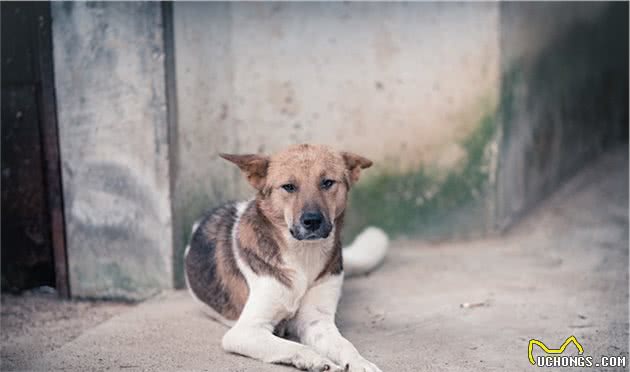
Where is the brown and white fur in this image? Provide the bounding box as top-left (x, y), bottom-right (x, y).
top-left (184, 144), bottom-right (388, 372)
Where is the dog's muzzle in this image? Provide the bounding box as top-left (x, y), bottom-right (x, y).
top-left (289, 210), bottom-right (333, 240)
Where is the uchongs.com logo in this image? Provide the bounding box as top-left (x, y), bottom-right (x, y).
top-left (528, 336), bottom-right (627, 368)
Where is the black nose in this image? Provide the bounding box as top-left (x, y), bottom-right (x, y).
top-left (300, 211), bottom-right (323, 231)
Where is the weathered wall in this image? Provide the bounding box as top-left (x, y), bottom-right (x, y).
top-left (495, 2), bottom-right (629, 229)
top-left (50, 2), bottom-right (628, 295)
top-left (52, 3), bottom-right (173, 299)
top-left (171, 3), bottom-right (502, 284)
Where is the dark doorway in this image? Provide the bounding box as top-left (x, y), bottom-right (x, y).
top-left (1, 2), bottom-right (68, 296)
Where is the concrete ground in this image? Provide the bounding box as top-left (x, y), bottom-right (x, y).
top-left (1, 290), bottom-right (132, 370)
top-left (2, 146), bottom-right (628, 371)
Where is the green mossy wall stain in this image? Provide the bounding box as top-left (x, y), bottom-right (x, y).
top-left (344, 112), bottom-right (498, 242)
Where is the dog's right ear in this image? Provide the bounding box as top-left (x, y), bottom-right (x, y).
top-left (220, 153), bottom-right (269, 190)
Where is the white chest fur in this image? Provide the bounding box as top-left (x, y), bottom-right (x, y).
top-left (287, 234), bottom-right (334, 279)
top-left (233, 237), bottom-right (335, 325)
top-left (268, 232), bottom-right (334, 319)
top-left (284, 233), bottom-right (335, 293)
top-left (231, 201), bottom-right (335, 323)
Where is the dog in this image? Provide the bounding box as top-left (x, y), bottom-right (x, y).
top-left (184, 144), bottom-right (388, 372)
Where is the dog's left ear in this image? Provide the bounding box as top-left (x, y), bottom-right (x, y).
top-left (342, 151), bottom-right (373, 185)
top-left (220, 153), bottom-right (269, 190)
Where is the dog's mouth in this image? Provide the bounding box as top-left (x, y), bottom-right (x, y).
top-left (289, 225), bottom-right (332, 241)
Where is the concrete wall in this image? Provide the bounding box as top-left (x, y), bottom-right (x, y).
top-left (50, 2), bottom-right (628, 296)
top-left (52, 3), bottom-right (173, 299)
top-left (495, 2), bottom-right (629, 229)
top-left (171, 3), bottom-right (502, 284)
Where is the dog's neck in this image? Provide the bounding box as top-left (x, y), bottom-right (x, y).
top-left (283, 213), bottom-right (344, 285)
top-left (244, 199), bottom-right (341, 285)
top-left (283, 229), bottom-right (336, 282)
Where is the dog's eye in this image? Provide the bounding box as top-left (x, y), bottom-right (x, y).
top-left (321, 179), bottom-right (336, 190)
top-left (281, 184), bottom-right (297, 193)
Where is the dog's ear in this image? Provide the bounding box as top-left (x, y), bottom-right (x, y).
top-left (341, 151), bottom-right (373, 185)
top-left (220, 153), bottom-right (269, 190)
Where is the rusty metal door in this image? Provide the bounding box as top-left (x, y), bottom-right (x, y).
top-left (1, 2), bottom-right (68, 296)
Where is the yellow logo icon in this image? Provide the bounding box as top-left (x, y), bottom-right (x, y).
top-left (528, 336), bottom-right (584, 365)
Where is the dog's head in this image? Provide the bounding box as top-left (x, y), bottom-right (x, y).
top-left (221, 144), bottom-right (372, 241)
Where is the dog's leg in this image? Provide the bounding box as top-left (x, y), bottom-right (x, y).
top-left (291, 275), bottom-right (382, 372)
top-left (222, 278), bottom-right (344, 372)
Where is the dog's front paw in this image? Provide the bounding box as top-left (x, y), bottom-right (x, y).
top-left (293, 348), bottom-right (345, 372)
top-left (304, 357), bottom-right (345, 372)
top-left (343, 356), bottom-right (382, 372)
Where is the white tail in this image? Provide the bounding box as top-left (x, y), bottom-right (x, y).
top-left (342, 227), bottom-right (389, 277)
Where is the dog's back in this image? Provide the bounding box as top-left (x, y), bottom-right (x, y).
top-left (184, 202), bottom-right (248, 325)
